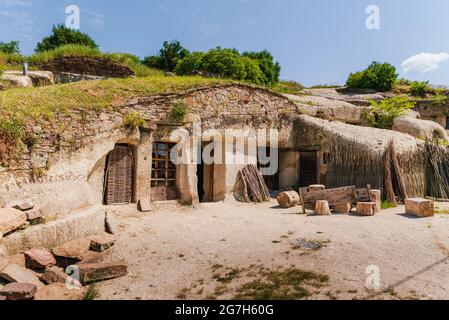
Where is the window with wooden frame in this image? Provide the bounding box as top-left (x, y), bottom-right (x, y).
top-left (151, 142), bottom-right (179, 201)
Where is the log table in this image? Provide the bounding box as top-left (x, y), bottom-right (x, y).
top-left (405, 198), bottom-right (434, 218)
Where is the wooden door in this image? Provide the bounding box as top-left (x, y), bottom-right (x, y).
top-left (104, 145), bottom-right (134, 205)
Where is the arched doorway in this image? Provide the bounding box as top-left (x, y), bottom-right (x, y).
top-left (104, 144), bottom-right (135, 205)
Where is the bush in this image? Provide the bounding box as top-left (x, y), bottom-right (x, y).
top-left (410, 81), bottom-right (429, 97)
top-left (143, 40), bottom-right (190, 72)
top-left (170, 102), bottom-right (189, 122)
top-left (123, 112), bottom-right (145, 129)
top-left (365, 96), bottom-right (415, 129)
top-left (346, 61), bottom-right (398, 92)
top-left (0, 41), bottom-right (20, 54)
top-left (35, 25), bottom-right (98, 53)
top-left (175, 47), bottom-right (276, 85)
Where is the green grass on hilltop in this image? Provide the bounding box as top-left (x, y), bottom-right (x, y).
top-left (0, 75), bottom-right (231, 122)
top-left (271, 80), bottom-right (304, 96)
top-left (1, 45), bottom-right (164, 77)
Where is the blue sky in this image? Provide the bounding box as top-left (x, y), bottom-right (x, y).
top-left (1, 0), bottom-right (449, 86)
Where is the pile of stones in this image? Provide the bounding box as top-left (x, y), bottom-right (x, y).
top-left (0, 198), bottom-right (48, 239)
top-left (0, 232), bottom-right (127, 300)
top-left (0, 198), bottom-right (127, 300)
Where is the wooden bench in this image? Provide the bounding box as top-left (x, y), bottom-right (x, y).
top-left (299, 186), bottom-right (357, 214)
top-left (299, 185), bottom-right (374, 214)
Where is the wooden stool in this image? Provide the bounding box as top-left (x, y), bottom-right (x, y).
top-left (356, 202), bottom-right (376, 216)
top-left (370, 190), bottom-right (382, 213)
top-left (277, 191), bottom-right (300, 208)
top-left (314, 200), bottom-right (331, 216)
top-left (405, 198), bottom-right (434, 218)
top-left (333, 203), bottom-right (352, 214)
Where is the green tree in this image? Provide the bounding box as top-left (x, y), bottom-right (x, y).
top-left (174, 52), bottom-right (205, 75)
top-left (242, 50), bottom-right (281, 85)
top-left (346, 61), bottom-right (398, 92)
top-left (143, 40), bottom-right (190, 72)
top-left (35, 25), bottom-right (98, 53)
top-left (200, 48), bottom-right (246, 79)
top-left (365, 96), bottom-right (415, 129)
top-left (0, 41), bottom-right (20, 54)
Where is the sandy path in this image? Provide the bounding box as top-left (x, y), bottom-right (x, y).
top-left (98, 200), bottom-right (449, 300)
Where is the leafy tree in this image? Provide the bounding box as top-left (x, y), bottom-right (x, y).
top-left (200, 48), bottom-right (246, 80)
top-left (0, 41), bottom-right (20, 54)
top-left (365, 96), bottom-right (415, 129)
top-left (35, 25), bottom-right (98, 53)
top-left (242, 50), bottom-right (281, 85)
top-left (346, 61), bottom-right (398, 92)
top-left (174, 52), bottom-right (205, 75)
top-left (143, 40), bottom-right (190, 72)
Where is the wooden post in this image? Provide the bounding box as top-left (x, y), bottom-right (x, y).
top-left (277, 191), bottom-right (300, 208)
top-left (370, 190), bottom-right (382, 213)
top-left (314, 200), bottom-right (331, 216)
top-left (356, 202), bottom-right (376, 216)
top-left (333, 203), bottom-right (352, 214)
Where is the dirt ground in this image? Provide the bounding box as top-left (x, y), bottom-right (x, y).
top-left (98, 200), bottom-right (449, 300)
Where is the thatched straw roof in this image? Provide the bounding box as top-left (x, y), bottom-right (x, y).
top-left (298, 115), bottom-right (421, 153)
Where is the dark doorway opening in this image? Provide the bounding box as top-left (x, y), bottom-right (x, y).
top-left (299, 151), bottom-right (318, 187)
top-left (196, 145), bottom-right (215, 203)
top-left (104, 144), bottom-right (134, 205)
top-left (197, 161), bottom-right (205, 202)
top-left (257, 147), bottom-right (279, 191)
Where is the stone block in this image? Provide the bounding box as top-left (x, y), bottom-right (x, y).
top-left (23, 248), bottom-right (56, 270)
top-left (78, 262), bottom-right (128, 284)
top-left (0, 283), bottom-right (37, 300)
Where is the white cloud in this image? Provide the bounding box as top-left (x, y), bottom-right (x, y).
top-left (402, 52), bottom-right (449, 73)
top-left (84, 9), bottom-right (106, 31)
top-left (0, 0), bottom-right (31, 7)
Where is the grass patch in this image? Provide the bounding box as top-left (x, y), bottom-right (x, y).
top-left (381, 200), bottom-right (397, 210)
top-left (83, 284), bottom-right (100, 300)
top-left (169, 101), bottom-right (189, 122)
top-left (232, 267), bottom-right (328, 300)
top-left (123, 111), bottom-right (145, 129)
top-left (434, 210), bottom-right (449, 215)
top-left (271, 80), bottom-right (304, 96)
top-left (0, 76), bottom-right (231, 124)
top-left (213, 268), bottom-right (242, 284)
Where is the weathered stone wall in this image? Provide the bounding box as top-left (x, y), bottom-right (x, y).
top-left (0, 84), bottom-right (299, 216)
top-left (40, 56), bottom-right (134, 78)
top-left (414, 99), bottom-right (449, 128)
